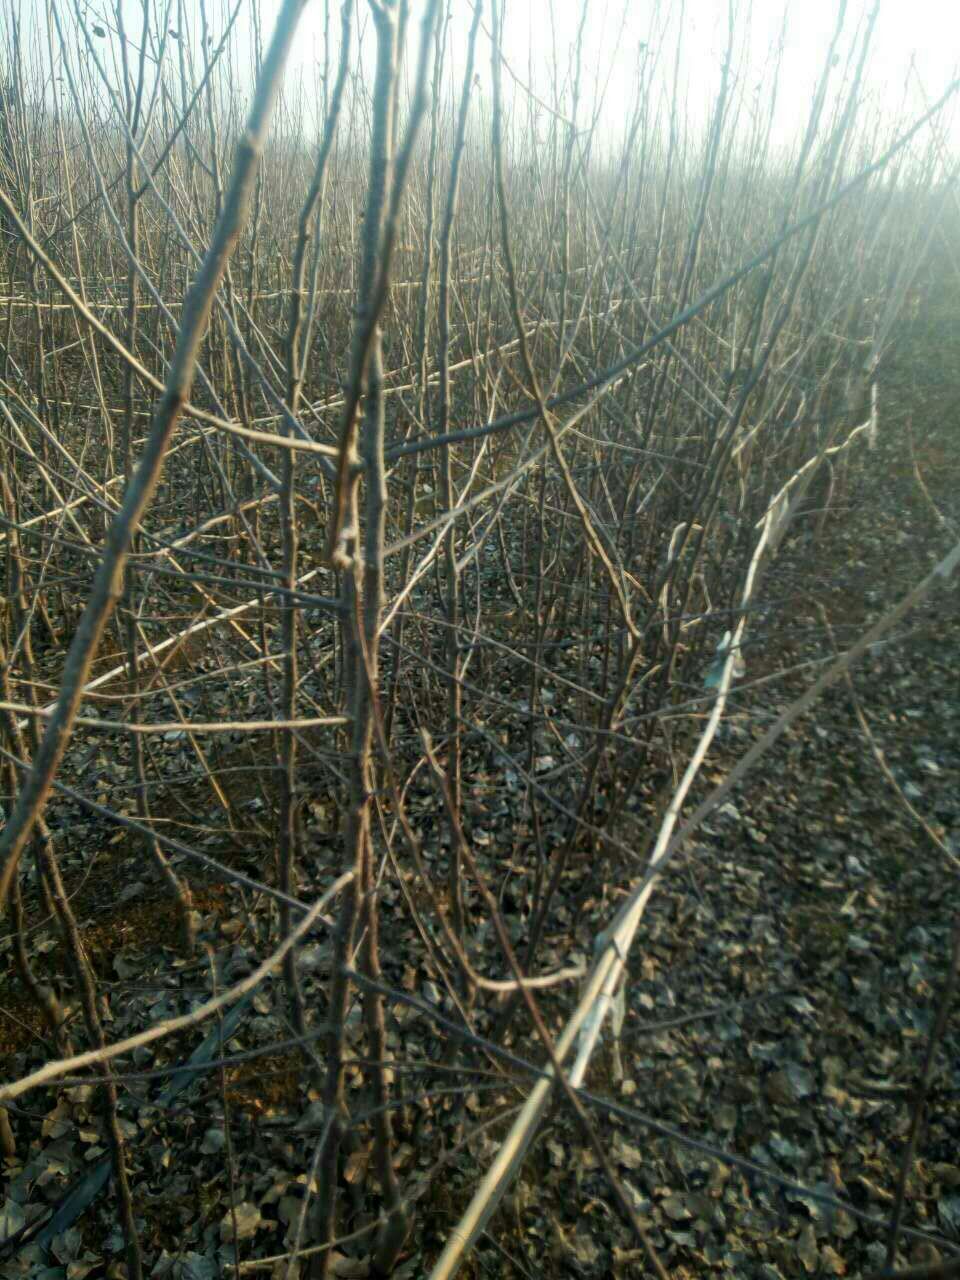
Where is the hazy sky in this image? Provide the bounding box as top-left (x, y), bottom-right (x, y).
top-left (249, 0), bottom-right (960, 160)
top-left (11, 1), bottom-right (960, 155)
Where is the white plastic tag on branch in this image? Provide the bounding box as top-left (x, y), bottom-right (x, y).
top-left (578, 989), bottom-right (608, 1049)
top-left (764, 488), bottom-right (791, 552)
top-left (867, 380), bottom-right (879, 450)
top-left (611, 982), bottom-right (627, 1040)
top-left (610, 983), bottom-right (627, 1083)
top-left (577, 932), bottom-right (624, 1062)
top-left (703, 630), bottom-right (746, 690)
top-left (575, 980), bottom-right (628, 1079)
